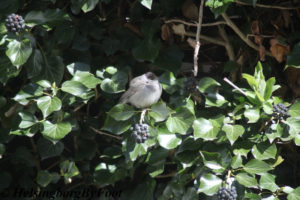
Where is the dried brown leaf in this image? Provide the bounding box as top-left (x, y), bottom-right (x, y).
top-left (182, 0), bottom-right (199, 20)
top-left (269, 39), bottom-right (290, 63)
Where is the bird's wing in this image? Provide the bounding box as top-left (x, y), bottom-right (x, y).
top-left (119, 84), bottom-right (145, 103)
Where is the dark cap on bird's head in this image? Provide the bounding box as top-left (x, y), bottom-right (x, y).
top-left (145, 72), bottom-right (157, 80)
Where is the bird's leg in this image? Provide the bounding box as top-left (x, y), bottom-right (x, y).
top-left (139, 109), bottom-right (147, 124)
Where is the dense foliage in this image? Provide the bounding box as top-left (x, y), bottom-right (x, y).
top-left (1, 0), bottom-right (300, 199)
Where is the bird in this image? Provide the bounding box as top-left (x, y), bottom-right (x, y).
top-left (119, 72), bottom-right (162, 108)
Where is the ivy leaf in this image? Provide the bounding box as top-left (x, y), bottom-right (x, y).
top-left (244, 159), bottom-right (273, 174)
top-left (259, 173), bottom-right (279, 192)
top-left (100, 71), bottom-right (128, 94)
top-left (13, 83), bottom-right (43, 105)
top-left (6, 39), bottom-right (32, 67)
top-left (288, 187), bottom-right (300, 200)
top-left (81, 0), bottom-right (99, 13)
top-left (66, 62), bottom-right (90, 76)
top-left (244, 108), bottom-right (260, 123)
top-left (193, 118), bottom-right (220, 140)
top-left (140, 0), bottom-right (153, 10)
top-left (149, 101), bottom-right (171, 122)
top-left (73, 71), bottom-right (101, 89)
top-left (25, 49), bottom-right (43, 79)
top-left (61, 80), bottom-right (89, 97)
top-left (157, 125), bottom-right (181, 149)
top-left (198, 77), bottom-right (221, 93)
top-left (129, 143), bottom-right (148, 161)
top-left (289, 102), bottom-right (300, 117)
top-left (37, 96), bottom-right (62, 118)
top-left (132, 38), bottom-right (161, 62)
top-left (102, 115), bottom-right (132, 135)
top-left (0, 52), bottom-right (22, 85)
top-left (166, 107), bottom-right (194, 135)
top-left (37, 170), bottom-right (52, 187)
top-left (251, 142), bottom-right (277, 160)
top-left (25, 9), bottom-right (71, 26)
top-left (200, 151), bottom-right (223, 171)
top-left (222, 124), bottom-right (244, 145)
top-left (198, 173), bottom-right (222, 196)
top-left (235, 173), bottom-right (258, 188)
top-left (37, 137), bottom-right (64, 159)
top-left (60, 160), bottom-right (80, 180)
top-left (18, 112), bottom-right (38, 129)
top-left (286, 117), bottom-right (300, 136)
top-left (107, 104), bottom-right (135, 121)
top-left (41, 121), bottom-right (72, 140)
top-left (32, 55), bottom-right (64, 85)
top-left (205, 92), bottom-right (228, 107)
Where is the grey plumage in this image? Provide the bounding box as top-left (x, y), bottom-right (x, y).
top-left (119, 72), bottom-right (162, 108)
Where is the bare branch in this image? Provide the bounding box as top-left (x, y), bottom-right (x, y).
top-left (235, 0), bottom-right (300, 10)
top-left (223, 77), bottom-right (247, 96)
top-left (193, 0), bottom-right (205, 77)
top-left (164, 19), bottom-right (227, 27)
top-left (90, 126), bottom-right (122, 140)
top-left (221, 13), bottom-right (272, 57)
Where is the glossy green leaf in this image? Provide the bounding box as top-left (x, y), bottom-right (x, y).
top-left (13, 83), bottom-right (43, 105)
top-left (25, 49), bottom-right (43, 79)
top-left (166, 107), bottom-right (194, 135)
top-left (200, 151), bottom-right (223, 170)
top-left (289, 102), bottom-right (300, 117)
top-left (251, 142), bottom-right (277, 160)
top-left (6, 39), bottom-right (32, 66)
top-left (66, 62), bottom-right (90, 76)
top-left (81, 0), bottom-right (99, 13)
top-left (198, 77), bottom-right (221, 93)
top-left (140, 0), bottom-right (152, 9)
top-left (25, 9), bottom-right (71, 26)
top-left (244, 159), bottom-right (273, 174)
top-left (149, 102), bottom-right (171, 122)
top-left (61, 80), bottom-right (89, 97)
top-left (0, 53), bottom-right (21, 84)
top-left (108, 104), bottom-right (135, 121)
top-left (42, 121), bottom-right (72, 140)
top-left (37, 137), bottom-right (64, 159)
top-left (60, 160), bottom-right (80, 179)
top-left (286, 117), bottom-right (300, 136)
top-left (18, 112), bottom-right (38, 129)
top-left (198, 173), bottom-right (222, 196)
top-left (73, 71), bottom-right (101, 89)
top-left (259, 173), bottom-right (279, 192)
top-left (37, 170), bottom-right (52, 187)
top-left (288, 186), bottom-right (300, 200)
top-left (37, 96), bottom-right (62, 118)
top-left (100, 71), bottom-right (128, 93)
top-left (205, 92), bottom-right (228, 107)
top-left (193, 118), bottom-right (220, 140)
top-left (231, 154), bottom-right (243, 169)
top-left (102, 115), bottom-right (131, 135)
top-left (235, 173), bottom-right (258, 188)
top-left (222, 124), bottom-right (244, 145)
top-left (157, 125), bottom-right (181, 149)
top-left (244, 108), bottom-right (260, 123)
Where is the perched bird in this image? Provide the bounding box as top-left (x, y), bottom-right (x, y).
top-left (119, 72), bottom-right (162, 108)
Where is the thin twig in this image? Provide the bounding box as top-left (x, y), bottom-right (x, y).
top-left (247, 34), bottom-right (274, 38)
top-left (221, 13), bottom-right (272, 57)
top-left (164, 19), bottom-right (227, 27)
top-left (218, 25), bottom-right (235, 61)
top-left (139, 109), bottom-right (147, 124)
top-left (90, 126), bottom-right (122, 140)
top-left (223, 77), bottom-right (247, 96)
top-left (193, 0), bottom-right (205, 77)
top-left (235, 0), bottom-right (300, 10)
top-left (155, 171), bottom-right (177, 179)
top-left (185, 32), bottom-right (226, 46)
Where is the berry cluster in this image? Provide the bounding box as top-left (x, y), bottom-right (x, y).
top-left (184, 76), bottom-right (198, 93)
top-left (272, 103), bottom-right (290, 121)
top-left (217, 186), bottom-right (237, 200)
top-left (130, 123), bottom-right (150, 143)
top-left (5, 13), bottom-right (26, 33)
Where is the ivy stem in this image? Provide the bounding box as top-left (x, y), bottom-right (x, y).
top-left (90, 126), bottom-right (122, 140)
